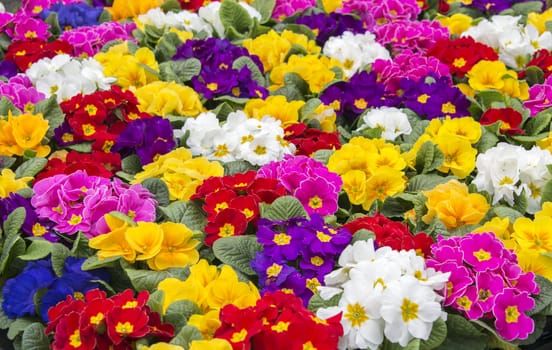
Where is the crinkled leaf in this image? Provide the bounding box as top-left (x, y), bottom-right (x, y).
top-left (71, 231), bottom-right (94, 258)
top-left (0, 156), bottom-right (16, 170)
top-left (7, 318), bottom-right (37, 340)
top-left (125, 267), bottom-right (190, 292)
top-left (510, 132), bottom-right (549, 144)
top-left (165, 300), bottom-right (201, 332)
top-left (81, 255), bottom-right (121, 271)
top-left (476, 129), bottom-right (499, 153)
top-left (121, 154), bottom-right (142, 175)
top-left (541, 179), bottom-right (552, 204)
top-left (311, 149), bottom-right (334, 165)
top-left (170, 325), bottom-right (203, 349)
top-left (307, 291), bottom-right (341, 313)
top-left (51, 243), bottom-right (70, 277)
top-left (415, 141), bottom-right (443, 174)
top-left (159, 58), bottom-right (201, 84)
top-left (272, 85), bottom-right (304, 101)
top-left (0, 96), bottom-right (21, 116)
top-left (284, 72), bottom-right (309, 95)
top-left (223, 160), bottom-right (257, 176)
top-left (147, 290), bottom-right (165, 316)
top-left (155, 32), bottom-right (183, 63)
top-left (512, 189), bottom-right (528, 214)
top-left (260, 195), bottom-right (308, 221)
top-left (43, 12), bottom-right (61, 37)
top-left (20, 323), bottom-right (50, 350)
top-left (350, 229), bottom-right (375, 244)
top-left (142, 178), bottom-right (170, 206)
top-left (3, 207), bottom-right (26, 236)
top-left (66, 142), bottom-right (92, 153)
top-left (299, 98), bottom-right (322, 120)
top-left (381, 339), bottom-right (421, 350)
top-left (381, 193), bottom-right (419, 218)
top-left (233, 56), bottom-right (265, 86)
top-left (18, 239), bottom-right (52, 261)
top-left (435, 314), bottom-right (487, 350)
top-left (524, 108), bottom-right (552, 136)
top-left (34, 95), bottom-right (64, 138)
top-left (14, 158), bottom-right (47, 179)
top-left (212, 235), bottom-right (262, 276)
top-left (159, 201), bottom-right (207, 232)
top-left (476, 90), bottom-right (507, 110)
top-left (251, 0), bottom-right (275, 23)
top-left (511, 1), bottom-right (545, 15)
top-left (407, 174), bottom-right (457, 192)
top-left (421, 318), bottom-right (447, 350)
top-left (0, 297), bottom-right (13, 330)
top-left (0, 234), bottom-right (25, 274)
top-left (220, 0), bottom-right (253, 34)
top-left (528, 274), bottom-right (552, 316)
top-left (492, 206), bottom-right (524, 223)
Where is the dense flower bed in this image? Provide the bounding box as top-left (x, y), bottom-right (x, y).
top-left (1, 0), bottom-right (552, 349)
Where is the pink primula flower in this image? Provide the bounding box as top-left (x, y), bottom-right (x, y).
top-left (493, 289), bottom-right (535, 341)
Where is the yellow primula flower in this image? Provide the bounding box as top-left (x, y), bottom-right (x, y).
top-left (303, 103), bottom-right (337, 132)
top-left (88, 213), bottom-right (136, 262)
top-left (147, 222), bottom-right (200, 270)
top-left (187, 310), bottom-right (224, 339)
top-left (341, 170), bottom-right (367, 205)
top-left (135, 81), bottom-right (205, 117)
top-left (270, 55), bottom-right (341, 93)
top-left (436, 13), bottom-right (473, 35)
top-left (0, 111), bottom-right (50, 157)
top-left (516, 249), bottom-right (552, 281)
top-left (125, 221), bottom-right (164, 260)
top-left (466, 60), bottom-right (529, 100)
top-left (321, 0), bottom-right (343, 12)
top-left (512, 216), bottom-right (552, 253)
top-left (362, 167), bottom-right (406, 210)
top-left (422, 180), bottom-right (489, 229)
top-left (528, 8), bottom-right (552, 34)
top-left (187, 259), bottom-right (221, 288)
top-left (536, 131), bottom-right (552, 153)
top-left (244, 95), bottom-right (305, 127)
top-left (108, 0), bottom-right (163, 20)
top-left (436, 116), bottom-right (482, 144)
top-left (138, 343), bottom-right (185, 350)
top-left (204, 265), bottom-right (260, 310)
top-left (189, 339), bottom-right (232, 350)
top-left (327, 142), bottom-right (370, 174)
top-left (157, 278), bottom-right (201, 313)
top-left (535, 202), bottom-right (552, 219)
top-left (403, 134), bottom-right (433, 169)
top-left (0, 169), bottom-right (32, 198)
top-left (434, 135), bottom-right (477, 179)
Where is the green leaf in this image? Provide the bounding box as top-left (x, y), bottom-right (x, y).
top-left (272, 85), bottom-right (304, 101)
top-left (0, 156), bottom-right (16, 170)
top-left (415, 141), bottom-right (444, 174)
top-left (512, 189), bottom-right (528, 214)
top-left (473, 319), bottom-right (517, 350)
top-left (125, 267), bottom-right (190, 292)
top-left (511, 1), bottom-right (544, 15)
top-left (477, 90), bottom-right (507, 110)
top-left (528, 274), bottom-right (552, 316)
top-left (407, 174), bottom-right (457, 192)
top-left (260, 195), bottom-right (308, 221)
top-left (421, 318), bottom-right (447, 350)
top-left (382, 338), bottom-right (421, 350)
top-left (142, 178), bottom-right (170, 206)
top-left (71, 231), bottom-right (94, 258)
top-left (350, 229), bottom-right (376, 244)
top-left (311, 149), bottom-right (334, 165)
top-left (212, 235), bottom-right (262, 276)
top-left (20, 323), bottom-right (50, 350)
top-left (165, 300), bottom-right (201, 332)
top-left (14, 158), bottom-right (47, 179)
top-left (43, 12), bottom-right (61, 37)
top-left (51, 243), bottom-right (70, 277)
top-left (251, 0), bottom-right (275, 23)
top-left (220, 0), bottom-right (253, 34)
top-left (0, 97), bottom-right (20, 116)
top-left (435, 314), bottom-right (487, 350)
top-left (3, 207), bottom-right (26, 236)
top-left (223, 160), bottom-right (257, 176)
top-left (0, 234), bottom-right (25, 275)
top-left (284, 72), bottom-right (309, 95)
top-left (524, 109), bottom-right (552, 136)
top-left (233, 56), bottom-right (265, 86)
top-left (121, 155), bottom-right (142, 175)
top-left (307, 291), bottom-right (341, 312)
top-left (541, 179), bottom-right (552, 204)
top-left (510, 132), bottom-right (549, 144)
top-left (0, 296), bottom-right (13, 330)
top-left (159, 58), bottom-right (201, 84)
top-left (66, 142), bottom-right (92, 153)
top-left (155, 32), bottom-right (184, 63)
top-left (81, 255), bottom-right (121, 271)
top-left (170, 325), bottom-right (203, 349)
top-left (381, 193), bottom-right (420, 218)
top-left (476, 129), bottom-right (499, 153)
top-left (300, 98), bottom-right (322, 120)
top-left (34, 95), bottom-right (64, 138)
top-left (159, 201), bottom-right (207, 232)
top-left (98, 9), bottom-right (112, 23)
top-left (18, 239), bottom-right (52, 261)
top-left (147, 290), bottom-right (165, 316)
top-left (7, 318), bottom-right (35, 340)
top-left (161, 0), bottom-right (182, 12)
top-left (492, 206), bottom-right (524, 223)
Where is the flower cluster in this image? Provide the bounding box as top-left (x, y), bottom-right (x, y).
top-left (0, 74), bottom-right (45, 111)
top-left (25, 54), bottom-right (115, 103)
top-left (328, 136), bottom-right (407, 210)
top-left (316, 239), bottom-right (449, 349)
top-left (178, 110), bottom-right (295, 166)
top-left (0, 111), bottom-right (50, 157)
top-left (36, 150), bottom-right (121, 181)
top-left (2, 257), bottom-right (109, 321)
top-left (4, 38), bottom-right (72, 72)
top-left (89, 213), bottom-right (200, 270)
top-left (157, 259), bottom-right (260, 338)
top-left (214, 290), bottom-right (343, 350)
top-left (251, 215), bottom-right (351, 304)
top-left (472, 142), bottom-right (552, 214)
top-left (284, 122), bottom-right (341, 156)
top-left (45, 288), bottom-right (174, 349)
top-left (31, 170), bottom-right (157, 237)
top-left (131, 147), bottom-right (224, 201)
top-left (257, 154), bottom-right (343, 215)
top-left (191, 170), bottom-right (286, 246)
top-left (427, 233), bottom-right (539, 341)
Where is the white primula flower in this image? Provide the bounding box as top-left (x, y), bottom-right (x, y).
top-left (323, 31), bottom-right (390, 77)
top-left (138, 8), bottom-right (213, 35)
top-left (357, 107), bottom-right (412, 141)
top-left (179, 111), bottom-right (221, 154)
top-left (325, 240), bottom-right (378, 286)
top-left (380, 276), bottom-right (443, 347)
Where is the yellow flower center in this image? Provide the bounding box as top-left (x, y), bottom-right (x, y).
top-left (232, 87), bottom-right (241, 96)
top-left (308, 195), bottom-right (323, 209)
top-left (343, 59), bottom-right (355, 69)
top-left (102, 140), bottom-right (114, 152)
top-left (316, 231), bottom-right (331, 242)
top-left (241, 134), bottom-right (254, 144)
top-left (85, 104), bottom-right (98, 116)
top-left (417, 94), bottom-right (430, 103)
top-left (303, 341), bottom-right (317, 350)
top-left (115, 322), bottom-right (134, 335)
top-left (499, 176), bottom-right (514, 185)
top-left (68, 214), bottom-right (82, 226)
top-left (441, 102), bottom-right (457, 114)
top-left (90, 312), bottom-right (105, 325)
top-left (254, 145), bottom-right (267, 155)
top-left (231, 329), bottom-right (248, 343)
top-left (214, 144), bottom-right (230, 157)
top-left (329, 100), bottom-right (341, 110)
top-left (354, 98), bottom-right (368, 109)
top-left (310, 256), bottom-right (324, 266)
top-left (456, 296), bottom-right (472, 311)
top-left (473, 248), bottom-right (491, 262)
top-left (306, 277), bottom-right (321, 292)
top-left (273, 233), bottom-right (291, 245)
top-left (123, 301), bottom-right (137, 309)
top-left (505, 305), bottom-right (520, 323)
top-left (242, 208), bottom-right (254, 218)
top-left (207, 82), bottom-right (218, 91)
top-left (344, 303), bottom-right (368, 327)
top-left (32, 223), bottom-right (47, 237)
top-left (25, 31), bottom-right (37, 39)
top-left (271, 321), bottom-right (290, 333)
top-left (479, 289), bottom-right (491, 301)
top-left (266, 263), bottom-right (283, 277)
top-left (82, 124), bottom-right (96, 136)
top-left (62, 133), bottom-right (74, 143)
top-left (219, 223), bottom-right (235, 237)
top-left (401, 299), bottom-right (419, 322)
top-left (214, 202), bottom-right (228, 213)
top-left (69, 329), bottom-right (82, 348)
top-left (453, 57), bottom-right (467, 68)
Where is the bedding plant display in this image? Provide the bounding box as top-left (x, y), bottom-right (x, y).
top-left (1, 0), bottom-right (552, 349)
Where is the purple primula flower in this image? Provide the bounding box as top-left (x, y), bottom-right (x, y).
top-left (0, 193), bottom-right (57, 241)
top-left (251, 252), bottom-right (297, 291)
top-left (113, 116), bottom-right (175, 166)
top-left (460, 232), bottom-right (505, 271)
top-left (0, 60), bottom-right (18, 79)
top-left (493, 289), bottom-right (535, 341)
top-left (298, 249), bottom-right (336, 277)
top-left (300, 214), bottom-right (352, 256)
top-left (295, 12), bottom-right (365, 46)
top-left (256, 217), bottom-right (305, 261)
top-left (469, 0), bottom-right (515, 12)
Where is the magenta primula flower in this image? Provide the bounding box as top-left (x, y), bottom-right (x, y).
top-left (374, 19), bottom-right (449, 54)
top-left (454, 285), bottom-right (484, 320)
top-left (272, 0), bottom-right (315, 21)
top-left (294, 177), bottom-right (339, 215)
top-left (59, 21), bottom-right (137, 57)
top-left (12, 16), bottom-right (50, 41)
top-left (31, 170), bottom-right (156, 238)
top-left (493, 289), bottom-right (535, 341)
top-left (475, 271), bottom-right (504, 313)
top-left (460, 232), bottom-right (505, 271)
top-left (426, 260), bottom-right (473, 306)
top-left (0, 74), bottom-right (46, 111)
top-left (338, 0), bottom-right (420, 29)
top-left (524, 80), bottom-right (552, 117)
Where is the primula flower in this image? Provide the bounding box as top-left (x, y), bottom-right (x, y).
top-left (374, 19), bottom-right (449, 54)
top-left (135, 81), bottom-right (205, 117)
top-left (0, 111), bottom-right (50, 157)
top-left (512, 216), bottom-right (552, 253)
top-left (465, 60), bottom-right (529, 100)
top-left (125, 221), bottom-right (164, 261)
top-left (39, 2), bottom-right (103, 29)
top-left (88, 213), bottom-right (137, 262)
top-left (493, 289), bottom-right (535, 341)
top-left (5, 38), bottom-right (72, 72)
top-left (147, 222), bottom-right (200, 270)
top-left (0, 168), bottom-right (32, 198)
top-left (283, 122), bottom-right (341, 156)
top-left (107, 0), bottom-right (163, 20)
top-left (244, 95), bottom-right (305, 128)
top-left (357, 107), bottom-right (412, 140)
top-left (480, 108), bottom-right (524, 135)
top-left (204, 208), bottom-right (248, 246)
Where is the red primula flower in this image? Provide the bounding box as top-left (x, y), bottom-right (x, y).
top-left (111, 289), bottom-right (149, 310)
top-left (46, 295), bottom-right (86, 334)
top-left (5, 38), bottom-right (72, 71)
top-left (480, 107), bottom-right (524, 135)
top-left (204, 208), bottom-right (248, 246)
top-left (222, 170), bottom-right (257, 191)
top-left (203, 189), bottom-right (238, 219)
top-left (214, 304), bottom-right (263, 350)
top-left (106, 307), bottom-right (150, 345)
top-left (52, 312), bottom-right (96, 350)
top-left (230, 195), bottom-right (260, 222)
top-left (178, 0), bottom-right (214, 12)
top-left (248, 178), bottom-right (288, 204)
top-left (284, 123), bottom-right (341, 156)
top-left (191, 175), bottom-right (224, 200)
top-left (519, 49), bottom-right (552, 80)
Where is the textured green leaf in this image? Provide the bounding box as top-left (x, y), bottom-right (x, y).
top-left (34, 95), bottom-right (64, 138)
top-left (81, 255), bottom-right (121, 271)
top-left (121, 155), bottom-right (142, 175)
top-left (475, 129), bottom-right (499, 153)
top-left (541, 180), bottom-right (552, 204)
top-left (125, 267), bottom-right (190, 292)
top-left (407, 174), bottom-right (457, 192)
top-left (381, 193), bottom-right (419, 218)
top-left (142, 178), bottom-right (170, 206)
top-left (7, 318), bottom-right (35, 340)
top-left (0, 156), bottom-right (16, 170)
top-left (170, 325), bottom-right (203, 349)
top-left (223, 160), bottom-right (257, 176)
top-left (0, 234), bottom-right (25, 274)
top-left (14, 158), bottom-right (47, 179)
top-left (311, 149), bottom-right (334, 165)
top-left (299, 98), bottom-right (322, 120)
top-left (511, 1), bottom-right (545, 15)
top-left (524, 109), bottom-right (552, 136)
top-left (528, 274), bottom-right (552, 316)
top-left (435, 314), bottom-right (487, 350)
top-left (159, 201), bottom-right (207, 232)
top-left (66, 142), bottom-right (92, 153)
top-left (514, 314), bottom-right (547, 346)
top-left (159, 58), bottom-right (201, 84)
top-left (260, 195), bottom-right (308, 221)
top-left (165, 300), bottom-right (201, 332)
top-left (51, 243), bottom-right (70, 277)
top-left (307, 291), bottom-right (341, 313)
top-left (251, 0), bottom-right (275, 23)
top-left (272, 85), bottom-right (304, 101)
top-left (284, 72), bottom-right (309, 95)
top-left (3, 207), bottom-right (26, 236)
top-left (233, 56), bottom-right (265, 86)
top-left (212, 235), bottom-right (262, 276)
top-left (147, 290), bottom-right (165, 316)
top-left (0, 96), bottom-right (20, 116)
top-left (71, 231), bottom-right (94, 258)
top-left (155, 32), bottom-right (183, 63)
top-left (350, 229), bottom-right (375, 244)
top-left (20, 323), bottom-right (50, 350)
top-left (220, 0), bottom-right (253, 33)
top-left (18, 239), bottom-right (52, 261)
top-left (492, 206), bottom-right (524, 223)
top-left (421, 318), bottom-right (447, 350)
